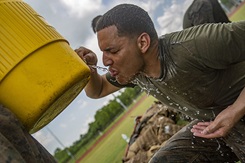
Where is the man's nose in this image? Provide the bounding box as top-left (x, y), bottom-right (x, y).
top-left (102, 53), bottom-right (112, 66)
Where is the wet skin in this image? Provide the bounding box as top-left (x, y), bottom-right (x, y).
top-left (97, 25), bottom-right (161, 85)
top-left (97, 25), bottom-right (145, 85)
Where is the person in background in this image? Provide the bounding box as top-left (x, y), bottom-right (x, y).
top-left (91, 15), bottom-right (102, 33)
top-left (75, 3), bottom-right (245, 162)
top-left (183, 0), bottom-right (231, 29)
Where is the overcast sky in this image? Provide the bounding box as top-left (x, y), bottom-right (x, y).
top-left (23, 0), bottom-right (193, 154)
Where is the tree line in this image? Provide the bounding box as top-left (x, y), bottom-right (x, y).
top-left (53, 86), bottom-right (142, 162)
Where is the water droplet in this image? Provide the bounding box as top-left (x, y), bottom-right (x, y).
top-left (183, 107), bottom-right (188, 111)
top-left (215, 139), bottom-right (221, 151)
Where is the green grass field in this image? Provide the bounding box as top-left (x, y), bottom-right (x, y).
top-left (78, 94), bottom-right (156, 163)
top-left (229, 2), bottom-right (245, 21)
top-left (68, 3), bottom-right (245, 163)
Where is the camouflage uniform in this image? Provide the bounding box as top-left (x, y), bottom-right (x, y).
top-left (123, 101), bottom-right (184, 163)
top-left (0, 105), bottom-right (57, 163)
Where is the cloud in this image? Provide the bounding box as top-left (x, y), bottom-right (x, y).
top-left (24, 0), bottom-right (102, 49)
top-left (102, 94), bottom-right (115, 106)
top-left (140, 0), bottom-right (164, 14)
top-left (60, 0), bottom-right (102, 17)
top-left (157, 0), bottom-right (192, 34)
top-left (80, 115), bottom-right (95, 134)
top-left (67, 112), bottom-right (79, 122)
top-left (77, 98), bottom-right (89, 109)
top-left (59, 123), bottom-right (68, 128)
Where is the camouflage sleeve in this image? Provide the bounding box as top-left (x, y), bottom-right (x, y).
top-left (105, 72), bottom-right (136, 88)
top-left (0, 105), bottom-right (57, 163)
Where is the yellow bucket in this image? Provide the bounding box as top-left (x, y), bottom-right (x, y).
top-left (0, 0), bottom-right (90, 133)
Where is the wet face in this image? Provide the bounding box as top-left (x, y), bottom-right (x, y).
top-left (97, 25), bottom-right (145, 85)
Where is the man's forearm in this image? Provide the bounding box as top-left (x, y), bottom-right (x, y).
top-left (231, 87), bottom-right (245, 121)
top-left (85, 71), bottom-right (104, 98)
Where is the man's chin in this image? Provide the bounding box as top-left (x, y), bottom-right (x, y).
top-left (117, 80), bottom-right (130, 85)
top-left (116, 76), bottom-right (132, 85)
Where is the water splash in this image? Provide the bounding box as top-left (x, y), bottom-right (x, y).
top-left (215, 138), bottom-right (221, 151)
top-left (89, 65), bottom-right (108, 72)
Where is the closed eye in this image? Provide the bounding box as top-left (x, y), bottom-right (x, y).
top-left (110, 50), bottom-right (119, 54)
top-left (104, 47), bottom-right (119, 55)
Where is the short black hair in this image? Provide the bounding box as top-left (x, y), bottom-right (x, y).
top-left (95, 4), bottom-right (158, 42)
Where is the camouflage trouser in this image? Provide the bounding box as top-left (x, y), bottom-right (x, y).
top-left (149, 119), bottom-right (245, 163)
top-left (0, 105), bottom-right (57, 163)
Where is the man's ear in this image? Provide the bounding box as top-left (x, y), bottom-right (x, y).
top-left (137, 33), bottom-right (150, 53)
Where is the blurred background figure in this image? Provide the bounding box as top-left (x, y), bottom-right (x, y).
top-left (183, 0), bottom-right (231, 29)
top-left (91, 15), bottom-right (102, 33)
